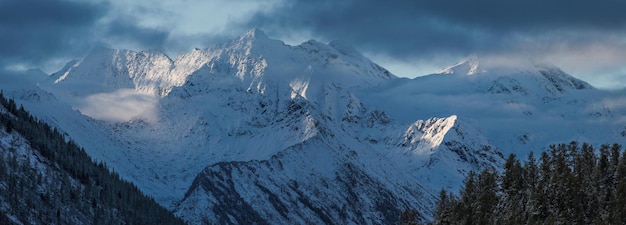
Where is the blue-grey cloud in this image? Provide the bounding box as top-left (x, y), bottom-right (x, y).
top-left (244, 0), bottom-right (626, 58)
top-left (102, 18), bottom-right (170, 50)
top-left (0, 0), bottom-right (171, 73)
top-left (0, 0), bottom-right (106, 67)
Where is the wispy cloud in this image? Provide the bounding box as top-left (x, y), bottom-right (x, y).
top-left (75, 89), bottom-right (158, 122)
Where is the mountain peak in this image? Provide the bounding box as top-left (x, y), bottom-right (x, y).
top-left (532, 63), bottom-right (594, 91)
top-left (436, 55), bottom-right (481, 75)
top-left (222, 28), bottom-right (285, 55)
top-left (237, 28), bottom-right (271, 43)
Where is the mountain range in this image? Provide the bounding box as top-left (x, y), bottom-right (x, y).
top-left (1, 29), bottom-right (625, 224)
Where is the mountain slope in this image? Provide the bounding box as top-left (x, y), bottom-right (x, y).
top-left (174, 112), bottom-right (502, 224)
top-left (0, 93), bottom-right (185, 225)
top-left (176, 135), bottom-right (433, 225)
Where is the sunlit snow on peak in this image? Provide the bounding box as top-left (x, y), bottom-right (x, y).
top-left (436, 55), bottom-right (481, 75)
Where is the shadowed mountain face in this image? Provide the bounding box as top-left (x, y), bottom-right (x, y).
top-left (1, 29), bottom-right (625, 224)
top-left (0, 93), bottom-right (186, 225)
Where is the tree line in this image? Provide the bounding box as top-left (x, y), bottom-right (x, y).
top-left (0, 91), bottom-right (187, 224)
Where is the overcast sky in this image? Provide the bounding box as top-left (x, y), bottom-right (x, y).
top-left (2, 0), bottom-right (626, 89)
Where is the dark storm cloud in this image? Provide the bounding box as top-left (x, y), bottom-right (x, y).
top-left (416, 0), bottom-right (626, 30)
top-left (0, 0), bottom-right (106, 67)
top-left (245, 0), bottom-right (626, 57)
top-left (0, 0), bottom-right (170, 72)
top-left (103, 18), bottom-right (169, 49)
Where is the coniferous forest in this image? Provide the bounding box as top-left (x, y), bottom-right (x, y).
top-left (0, 91), bottom-right (186, 225)
top-left (424, 142), bottom-right (626, 225)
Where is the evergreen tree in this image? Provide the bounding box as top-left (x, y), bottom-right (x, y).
top-left (399, 209), bottom-right (421, 225)
top-left (476, 170), bottom-right (498, 225)
top-left (430, 143), bottom-right (626, 225)
top-left (499, 154), bottom-right (525, 225)
top-left (433, 190), bottom-right (454, 225)
top-left (457, 171), bottom-right (478, 225)
top-left (614, 150), bottom-right (626, 224)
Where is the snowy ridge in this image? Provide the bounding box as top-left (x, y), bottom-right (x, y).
top-left (431, 56), bottom-right (594, 97)
top-left (342, 112), bottom-right (503, 192)
top-left (173, 110), bottom-right (500, 224)
top-left (40, 28), bottom-right (395, 107)
top-left (401, 116), bottom-right (458, 155)
top-left (436, 55), bottom-right (480, 75)
top-left (48, 47), bottom-right (176, 96)
top-left (176, 136), bottom-right (437, 225)
top-left (167, 29), bottom-right (394, 100)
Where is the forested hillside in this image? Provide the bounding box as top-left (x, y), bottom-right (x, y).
top-left (426, 142), bottom-right (626, 225)
top-left (0, 91), bottom-right (186, 225)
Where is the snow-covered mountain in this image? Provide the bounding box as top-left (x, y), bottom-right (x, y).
top-left (2, 29), bottom-right (625, 224)
top-left (360, 56), bottom-right (624, 156)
